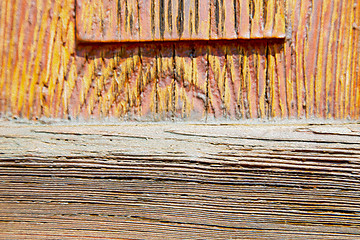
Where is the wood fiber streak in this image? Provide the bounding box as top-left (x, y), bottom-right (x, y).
top-left (0, 0), bottom-right (359, 120)
top-left (0, 0), bottom-right (76, 119)
top-left (0, 121), bottom-right (360, 238)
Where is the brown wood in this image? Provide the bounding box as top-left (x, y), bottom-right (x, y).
top-left (0, 120), bottom-right (360, 238)
top-left (0, 0), bottom-right (359, 120)
top-left (1, 1), bottom-right (360, 239)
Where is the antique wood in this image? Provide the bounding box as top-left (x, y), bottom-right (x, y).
top-left (0, 120), bottom-right (360, 239)
top-left (75, 0), bottom-right (285, 42)
top-left (1, 1), bottom-right (360, 238)
top-left (0, 0), bottom-right (359, 120)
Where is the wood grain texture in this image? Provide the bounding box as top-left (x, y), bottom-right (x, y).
top-left (75, 0), bottom-right (286, 42)
top-left (0, 0), bottom-right (360, 120)
top-left (0, 120), bottom-right (360, 239)
top-left (0, 0), bottom-right (77, 119)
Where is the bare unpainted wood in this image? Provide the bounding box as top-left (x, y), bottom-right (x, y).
top-left (0, 120), bottom-right (360, 239)
top-left (0, 0), bottom-right (359, 120)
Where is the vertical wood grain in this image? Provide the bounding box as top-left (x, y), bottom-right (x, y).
top-left (0, 0), bottom-right (359, 120)
top-left (0, 0), bottom-right (76, 119)
top-left (174, 44), bottom-right (208, 119)
top-left (76, 0), bottom-right (285, 42)
top-left (353, 0), bottom-right (360, 118)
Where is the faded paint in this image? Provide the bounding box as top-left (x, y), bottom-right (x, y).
top-left (0, 0), bottom-right (359, 120)
top-left (76, 0), bottom-right (286, 42)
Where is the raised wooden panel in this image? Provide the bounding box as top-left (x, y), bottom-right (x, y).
top-left (75, 0), bottom-right (286, 42)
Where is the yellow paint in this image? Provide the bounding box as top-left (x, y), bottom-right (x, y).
top-left (0, 0), bottom-right (359, 120)
top-left (344, 0), bottom-right (355, 118)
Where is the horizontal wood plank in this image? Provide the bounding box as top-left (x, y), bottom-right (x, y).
top-left (0, 120), bottom-right (360, 238)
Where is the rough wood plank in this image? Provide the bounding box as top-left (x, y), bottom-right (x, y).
top-left (0, 120), bottom-right (360, 238)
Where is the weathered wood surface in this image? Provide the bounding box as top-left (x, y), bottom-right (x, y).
top-left (1, 120), bottom-right (360, 239)
top-left (75, 0), bottom-right (286, 42)
top-left (0, 0), bottom-right (360, 120)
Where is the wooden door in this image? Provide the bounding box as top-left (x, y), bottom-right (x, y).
top-left (0, 0), bottom-right (359, 120)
